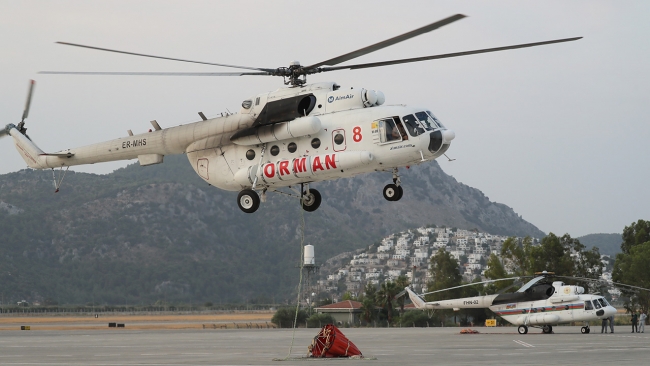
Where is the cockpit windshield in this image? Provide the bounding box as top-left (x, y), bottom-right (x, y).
top-left (584, 300), bottom-right (593, 310)
top-left (598, 298), bottom-right (609, 307)
top-left (415, 111), bottom-right (436, 131)
top-left (402, 114), bottom-right (426, 136)
top-left (593, 299), bottom-right (602, 309)
top-left (426, 110), bottom-right (445, 128)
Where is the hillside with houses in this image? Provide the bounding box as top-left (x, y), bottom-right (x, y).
top-left (317, 226), bottom-right (619, 302)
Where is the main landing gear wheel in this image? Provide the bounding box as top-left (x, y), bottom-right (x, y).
top-left (237, 189), bottom-right (260, 213)
top-left (518, 325), bottom-right (528, 335)
top-left (301, 189), bottom-right (322, 212)
top-left (542, 325), bottom-right (553, 334)
top-left (383, 184), bottom-right (403, 201)
top-left (581, 326), bottom-right (590, 334)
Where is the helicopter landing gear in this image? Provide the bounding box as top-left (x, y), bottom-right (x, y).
top-left (383, 184), bottom-right (403, 201)
top-left (237, 189), bottom-right (260, 213)
top-left (301, 187), bottom-right (322, 212)
top-left (542, 325), bottom-right (553, 334)
top-left (383, 168), bottom-right (404, 201)
top-left (518, 325), bottom-right (528, 335)
top-left (581, 326), bottom-right (590, 334)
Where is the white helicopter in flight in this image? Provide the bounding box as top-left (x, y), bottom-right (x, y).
top-left (1, 14), bottom-right (581, 213)
top-left (405, 272), bottom-right (650, 334)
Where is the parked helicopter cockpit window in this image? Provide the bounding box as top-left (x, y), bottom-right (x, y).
top-left (270, 145), bottom-right (280, 156)
top-left (598, 298), bottom-right (609, 307)
top-left (377, 118), bottom-right (402, 143)
top-left (246, 149), bottom-right (255, 160)
top-left (402, 114), bottom-right (426, 136)
top-left (426, 110), bottom-right (445, 128)
top-left (415, 111), bottom-right (437, 131)
top-left (592, 299), bottom-right (602, 309)
top-left (288, 142), bottom-right (297, 153)
top-left (334, 133), bottom-right (344, 145)
top-left (255, 97), bottom-right (260, 106)
top-left (584, 300), bottom-right (594, 310)
top-left (393, 117), bottom-right (409, 140)
top-left (311, 138), bottom-right (321, 149)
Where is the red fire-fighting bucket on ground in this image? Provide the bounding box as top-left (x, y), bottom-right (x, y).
top-left (308, 324), bottom-right (362, 358)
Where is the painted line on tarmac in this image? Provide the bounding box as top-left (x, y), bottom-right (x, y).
top-left (513, 339), bottom-right (534, 348)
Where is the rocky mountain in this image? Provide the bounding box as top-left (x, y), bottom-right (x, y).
top-left (577, 233), bottom-right (622, 257)
top-left (0, 155), bottom-right (543, 305)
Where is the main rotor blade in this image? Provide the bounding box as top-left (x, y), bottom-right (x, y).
top-left (305, 14), bottom-right (466, 69)
top-left (419, 277), bottom-right (521, 297)
top-left (55, 42), bottom-right (276, 72)
top-left (21, 80), bottom-right (35, 123)
top-left (39, 71), bottom-right (271, 76)
top-left (319, 37), bottom-right (582, 72)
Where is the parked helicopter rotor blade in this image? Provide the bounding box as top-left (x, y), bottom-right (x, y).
top-left (317, 37), bottom-right (582, 72)
top-left (496, 279), bottom-right (524, 294)
top-left (39, 71), bottom-right (271, 76)
top-left (304, 14), bottom-right (466, 70)
top-left (21, 80), bottom-right (35, 123)
top-left (418, 277), bottom-right (522, 297)
top-left (55, 42), bottom-right (276, 73)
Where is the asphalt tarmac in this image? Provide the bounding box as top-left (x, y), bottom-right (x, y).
top-left (0, 326), bottom-right (648, 365)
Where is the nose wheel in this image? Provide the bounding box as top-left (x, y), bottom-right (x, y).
top-left (581, 326), bottom-right (590, 334)
top-left (383, 168), bottom-right (404, 201)
top-left (383, 184), bottom-right (403, 201)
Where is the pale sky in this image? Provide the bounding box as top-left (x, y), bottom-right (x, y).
top-left (1, 0), bottom-right (648, 237)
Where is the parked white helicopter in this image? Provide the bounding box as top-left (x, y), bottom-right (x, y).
top-left (405, 272), bottom-right (650, 334)
top-left (1, 14), bottom-right (581, 213)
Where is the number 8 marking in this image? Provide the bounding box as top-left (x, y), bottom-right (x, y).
top-left (352, 126), bottom-right (362, 142)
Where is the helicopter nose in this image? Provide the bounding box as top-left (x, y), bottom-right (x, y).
top-left (605, 306), bottom-right (617, 317)
top-left (428, 129), bottom-right (455, 153)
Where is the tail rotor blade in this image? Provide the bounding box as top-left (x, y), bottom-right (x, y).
top-left (21, 80), bottom-right (36, 123)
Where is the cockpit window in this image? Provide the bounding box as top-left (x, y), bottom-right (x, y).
top-left (598, 298), bottom-right (608, 307)
top-left (592, 299), bottom-right (602, 309)
top-left (402, 114), bottom-right (426, 136)
top-left (584, 300), bottom-right (593, 310)
top-left (415, 111), bottom-right (436, 131)
top-left (377, 118), bottom-right (402, 143)
top-left (426, 110), bottom-right (445, 128)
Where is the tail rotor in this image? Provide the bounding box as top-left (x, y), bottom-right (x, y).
top-left (16, 80), bottom-right (36, 137)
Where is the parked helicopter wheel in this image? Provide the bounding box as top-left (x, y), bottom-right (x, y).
top-left (581, 326), bottom-right (589, 334)
top-left (542, 325), bottom-right (552, 334)
top-left (518, 325), bottom-right (528, 335)
top-left (237, 189), bottom-right (260, 213)
top-left (301, 189), bottom-right (322, 212)
top-left (383, 184), bottom-right (401, 201)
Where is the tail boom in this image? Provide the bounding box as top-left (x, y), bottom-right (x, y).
top-left (5, 113), bottom-right (254, 170)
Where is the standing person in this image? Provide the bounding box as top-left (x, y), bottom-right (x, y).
top-left (601, 317), bottom-right (609, 333)
top-left (631, 312), bottom-right (638, 333)
top-left (639, 311), bottom-right (647, 333)
top-left (609, 315), bottom-right (615, 333)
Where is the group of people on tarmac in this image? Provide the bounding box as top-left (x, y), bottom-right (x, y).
top-left (602, 311), bottom-right (648, 333)
top-left (630, 311), bottom-right (647, 333)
